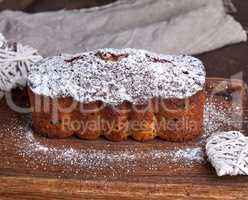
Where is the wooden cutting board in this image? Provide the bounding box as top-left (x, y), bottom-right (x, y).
top-left (0, 78), bottom-right (248, 200)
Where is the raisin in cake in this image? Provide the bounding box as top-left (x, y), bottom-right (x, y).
top-left (28, 48), bottom-right (206, 142)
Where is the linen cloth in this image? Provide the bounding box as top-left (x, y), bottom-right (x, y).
top-left (0, 0), bottom-right (245, 56)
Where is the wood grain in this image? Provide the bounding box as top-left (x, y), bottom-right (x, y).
top-left (0, 78), bottom-right (248, 200)
top-left (1, 176), bottom-right (248, 200)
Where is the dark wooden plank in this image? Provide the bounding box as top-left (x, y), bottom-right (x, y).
top-left (1, 78), bottom-right (248, 199)
top-left (1, 176), bottom-right (248, 200)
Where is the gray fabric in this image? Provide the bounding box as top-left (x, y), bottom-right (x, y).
top-left (0, 0), bottom-right (246, 56)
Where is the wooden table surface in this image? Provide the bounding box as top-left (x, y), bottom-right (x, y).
top-left (0, 78), bottom-right (247, 200)
top-left (0, 0), bottom-right (248, 200)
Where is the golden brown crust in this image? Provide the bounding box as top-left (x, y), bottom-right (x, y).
top-left (102, 102), bottom-right (130, 142)
top-left (156, 91), bottom-right (206, 142)
top-left (28, 88), bottom-right (206, 142)
top-left (28, 89), bottom-right (74, 138)
top-left (74, 101), bottom-right (102, 140)
top-left (129, 103), bottom-right (157, 142)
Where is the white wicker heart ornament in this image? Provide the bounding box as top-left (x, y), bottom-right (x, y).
top-left (0, 34), bottom-right (42, 98)
top-left (206, 131), bottom-right (248, 176)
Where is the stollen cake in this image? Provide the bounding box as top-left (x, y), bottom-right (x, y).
top-left (28, 48), bottom-right (206, 142)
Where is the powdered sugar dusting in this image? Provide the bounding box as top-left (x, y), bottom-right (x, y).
top-left (203, 97), bottom-right (242, 141)
top-left (15, 125), bottom-right (204, 176)
top-left (28, 48), bottom-right (205, 105)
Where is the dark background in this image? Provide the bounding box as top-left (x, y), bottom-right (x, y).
top-left (0, 0), bottom-right (117, 12)
top-left (0, 0), bottom-right (247, 82)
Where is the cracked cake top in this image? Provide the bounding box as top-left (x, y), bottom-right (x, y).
top-left (28, 48), bottom-right (206, 105)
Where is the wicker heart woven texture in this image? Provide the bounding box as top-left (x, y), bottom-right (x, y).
top-left (206, 131), bottom-right (248, 176)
